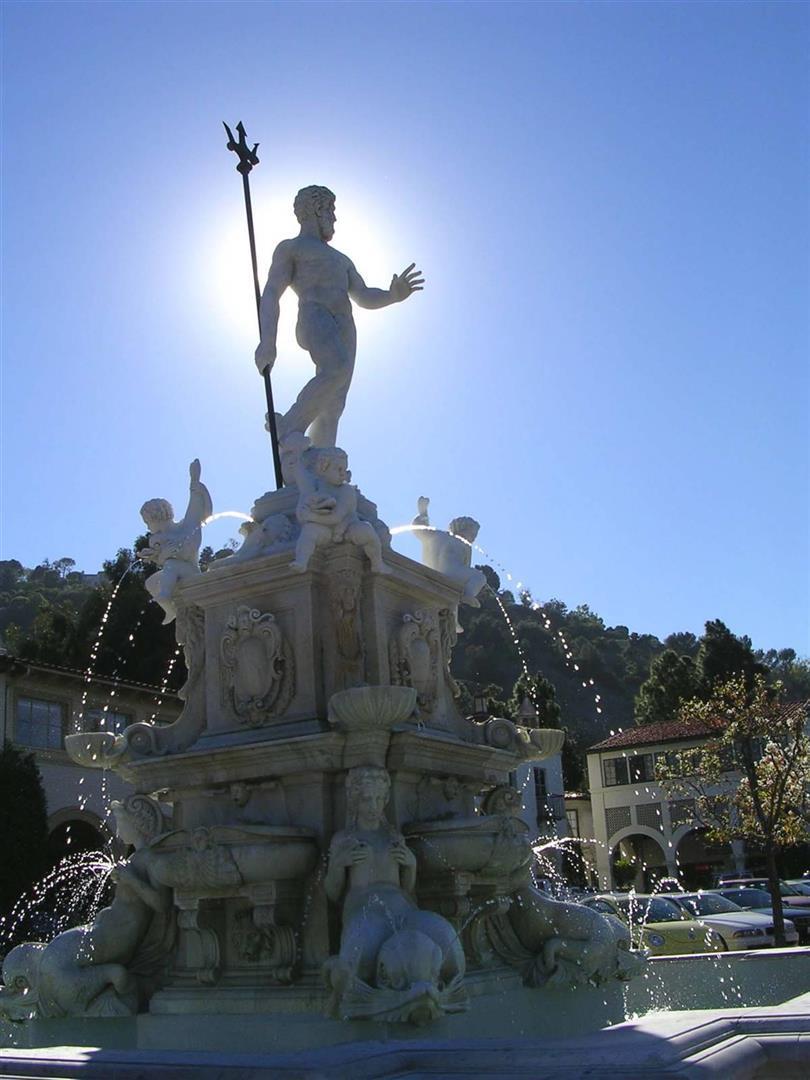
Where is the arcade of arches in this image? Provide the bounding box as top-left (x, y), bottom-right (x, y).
top-left (610, 827), bottom-right (737, 891)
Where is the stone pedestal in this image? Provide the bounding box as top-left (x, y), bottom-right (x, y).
top-left (38, 481), bottom-right (624, 1034)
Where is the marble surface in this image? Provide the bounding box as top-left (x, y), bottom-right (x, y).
top-left (3, 991), bottom-right (810, 1076)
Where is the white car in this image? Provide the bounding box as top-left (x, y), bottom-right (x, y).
top-left (674, 891), bottom-right (798, 949)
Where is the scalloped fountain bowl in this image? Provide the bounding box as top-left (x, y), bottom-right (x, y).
top-left (404, 814), bottom-right (533, 882)
top-left (64, 730), bottom-right (124, 769)
top-left (327, 685), bottom-right (417, 733)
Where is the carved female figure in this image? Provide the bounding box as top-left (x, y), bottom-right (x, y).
top-left (323, 766), bottom-right (466, 1023)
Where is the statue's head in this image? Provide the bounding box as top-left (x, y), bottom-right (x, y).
top-left (346, 765), bottom-right (390, 828)
top-left (111, 795), bottom-right (165, 849)
top-left (448, 516), bottom-right (480, 543)
top-left (140, 498), bottom-right (173, 531)
top-left (312, 447), bottom-right (350, 486)
top-left (294, 185), bottom-right (336, 241)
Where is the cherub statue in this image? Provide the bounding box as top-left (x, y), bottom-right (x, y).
top-left (323, 766), bottom-right (466, 1024)
top-left (412, 497), bottom-right (486, 609)
top-left (140, 459), bottom-right (213, 623)
top-left (0, 796), bottom-right (174, 1019)
top-left (288, 440), bottom-right (389, 575)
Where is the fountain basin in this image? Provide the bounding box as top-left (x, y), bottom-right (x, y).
top-left (404, 814), bottom-right (532, 881)
top-left (64, 730), bottom-right (124, 769)
top-left (148, 824), bottom-right (319, 888)
top-left (327, 685), bottom-right (418, 732)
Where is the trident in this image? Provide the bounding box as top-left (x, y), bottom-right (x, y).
top-left (224, 121), bottom-right (283, 490)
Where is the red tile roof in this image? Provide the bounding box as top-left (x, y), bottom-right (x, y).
top-left (589, 699), bottom-right (808, 753)
top-left (588, 717), bottom-right (723, 752)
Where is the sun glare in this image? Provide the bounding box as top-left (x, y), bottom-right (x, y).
top-left (197, 185), bottom-right (405, 366)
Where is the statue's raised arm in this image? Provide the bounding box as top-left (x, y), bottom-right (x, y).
top-left (181, 458), bottom-right (214, 530)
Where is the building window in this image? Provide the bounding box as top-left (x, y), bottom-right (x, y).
top-left (566, 808), bottom-right (579, 837)
top-left (83, 707), bottom-right (131, 735)
top-left (16, 697), bottom-right (66, 750)
top-left (603, 756), bottom-right (630, 787)
top-left (534, 768), bottom-right (548, 825)
top-left (629, 754), bottom-right (655, 783)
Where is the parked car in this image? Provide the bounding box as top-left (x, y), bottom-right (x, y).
top-left (671, 891), bottom-right (798, 949)
top-left (784, 879), bottom-right (810, 897)
top-left (713, 887), bottom-right (810, 944)
top-left (582, 894), bottom-right (725, 956)
top-left (716, 878), bottom-right (810, 908)
top-left (716, 871), bottom-right (751, 885)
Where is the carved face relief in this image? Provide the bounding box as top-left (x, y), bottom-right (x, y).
top-left (220, 605), bottom-right (295, 726)
top-left (346, 766), bottom-right (390, 829)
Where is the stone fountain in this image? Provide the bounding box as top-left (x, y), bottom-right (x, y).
top-left (2, 184), bottom-right (808, 1077)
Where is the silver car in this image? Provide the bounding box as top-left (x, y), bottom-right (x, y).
top-left (714, 887), bottom-right (810, 944)
top-left (673, 891), bottom-right (798, 949)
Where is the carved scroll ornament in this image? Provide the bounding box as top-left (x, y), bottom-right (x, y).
top-left (221, 605), bottom-right (295, 726)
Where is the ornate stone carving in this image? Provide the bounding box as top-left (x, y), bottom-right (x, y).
top-left (389, 610), bottom-right (440, 711)
top-left (221, 605), bottom-right (294, 726)
top-left (438, 608), bottom-right (462, 698)
top-left (475, 716), bottom-right (566, 763)
top-left (65, 600), bottom-right (207, 765)
top-left (174, 895), bottom-right (221, 986)
top-left (481, 784), bottom-right (523, 816)
top-left (322, 766), bottom-right (467, 1024)
top-left (0, 796), bottom-right (175, 1019)
top-left (470, 885), bottom-right (646, 990)
top-left (223, 512), bottom-right (297, 564)
top-left (329, 567), bottom-right (365, 690)
top-left (412, 497), bottom-right (486, 611)
top-left (284, 438), bottom-right (390, 575)
top-left (231, 885), bottom-right (298, 984)
top-left (327, 685), bottom-right (417, 769)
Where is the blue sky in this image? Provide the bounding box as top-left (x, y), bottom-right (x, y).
top-left (1, 1), bottom-right (808, 654)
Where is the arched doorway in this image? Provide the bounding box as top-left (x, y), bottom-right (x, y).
top-left (47, 818), bottom-right (106, 868)
top-left (675, 827), bottom-right (734, 889)
top-left (610, 832), bottom-right (668, 892)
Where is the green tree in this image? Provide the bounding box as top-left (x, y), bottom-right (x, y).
top-left (15, 541), bottom-right (183, 691)
top-left (635, 650), bottom-right (700, 725)
top-left (508, 672), bottom-right (561, 728)
top-left (663, 631), bottom-right (699, 657)
top-left (697, 619), bottom-right (765, 691)
top-left (656, 676), bottom-right (810, 946)
top-left (756, 648), bottom-right (810, 702)
top-left (635, 620), bottom-right (773, 726)
top-left (0, 743), bottom-right (50, 919)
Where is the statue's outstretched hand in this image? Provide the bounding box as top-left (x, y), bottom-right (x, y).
top-left (255, 341), bottom-right (277, 374)
top-left (390, 263), bottom-right (425, 302)
top-left (189, 459), bottom-right (201, 483)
